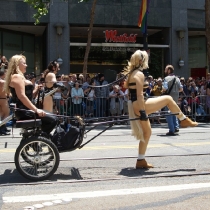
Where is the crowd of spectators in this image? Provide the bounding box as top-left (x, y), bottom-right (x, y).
top-left (23, 71), bottom-right (210, 123)
top-left (24, 72), bottom-right (129, 120)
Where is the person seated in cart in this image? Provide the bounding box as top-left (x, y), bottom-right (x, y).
top-left (122, 50), bottom-right (198, 169)
top-left (3, 54), bottom-right (57, 134)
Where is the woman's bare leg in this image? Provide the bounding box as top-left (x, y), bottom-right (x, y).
top-left (138, 120), bottom-right (151, 155)
top-left (145, 95), bottom-right (198, 128)
top-left (145, 95), bottom-right (183, 117)
top-left (132, 102), bottom-right (153, 168)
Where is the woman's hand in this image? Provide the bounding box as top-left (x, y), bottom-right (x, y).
top-left (36, 109), bottom-right (46, 117)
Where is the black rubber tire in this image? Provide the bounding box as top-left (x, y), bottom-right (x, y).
top-left (15, 136), bottom-right (60, 181)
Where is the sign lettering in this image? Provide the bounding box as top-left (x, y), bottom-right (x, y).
top-left (102, 47), bottom-right (138, 52)
top-left (104, 30), bottom-right (137, 43)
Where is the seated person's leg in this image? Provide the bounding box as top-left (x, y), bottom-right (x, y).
top-left (41, 113), bottom-right (58, 134)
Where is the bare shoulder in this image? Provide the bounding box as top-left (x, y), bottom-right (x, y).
top-left (11, 74), bottom-right (24, 79)
top-left (45, 72), bottom-right (56, 81)
top-left (11, 74), bottom-right (25, 83)
top-left (10, 74), bottom-right (25, 87)
top-left (133, 70), bottom-right (144, 79)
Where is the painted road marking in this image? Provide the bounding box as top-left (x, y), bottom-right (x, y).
top-left (3, 182), bottom-right (210, 203)
top-left (1, 141), bottom-right (210, 153)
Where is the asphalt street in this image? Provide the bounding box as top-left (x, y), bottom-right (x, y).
top-left (0, 122), bottom-right (210, 210)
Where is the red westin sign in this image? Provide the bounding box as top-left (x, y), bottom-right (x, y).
top-left (104, 30), bottom-right (137, 43)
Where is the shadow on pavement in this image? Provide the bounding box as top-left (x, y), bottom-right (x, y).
top-left (118, 167), bottom-right (196, 177)
top-left (0, 167), bottom-right (83, 185)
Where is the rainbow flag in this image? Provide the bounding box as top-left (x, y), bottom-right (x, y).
top-left (138, 0), bottom-right (150, 33)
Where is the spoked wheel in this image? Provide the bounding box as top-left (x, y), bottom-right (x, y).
top-left (15, 136), bottom-right (60, 181)
top-left (21, 143), bottom-right (53, 166)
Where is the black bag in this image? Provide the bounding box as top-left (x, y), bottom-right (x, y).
top-left (60, 126), bottom-right (80, 150)
top-left (51, 125), bottom-right (66, 150)
top-left (52, 124), bottom-right (80, 151)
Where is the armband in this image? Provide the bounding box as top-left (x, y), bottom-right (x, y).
top-left (139, 110), bottom-right (148, 121)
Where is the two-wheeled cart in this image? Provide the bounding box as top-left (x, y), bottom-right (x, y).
top-left (3, 105), bottom-right (177, 181)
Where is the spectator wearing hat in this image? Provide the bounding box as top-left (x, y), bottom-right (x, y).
top-left (150, 78), bottom-right (163, 96)
top-left (95, 73), bottom-right (109, 117)
top-left (78, 74), bottom-right (84, 84)
top-left (109, 85), bottom-right (124, 120)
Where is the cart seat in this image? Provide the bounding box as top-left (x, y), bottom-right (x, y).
top-left (16, 119), bottom-right (42, 128)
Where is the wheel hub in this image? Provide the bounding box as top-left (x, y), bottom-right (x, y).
top-left (33, 156), bottom-right (41, 164)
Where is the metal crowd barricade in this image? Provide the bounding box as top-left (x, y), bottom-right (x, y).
top-left (178, 95), bottom-right (209, 122)
top-left (53, 97), bottom-right (112, 119)
top-left (2, 95), bottom-right (210, 129)
top-left (52, 95), bottom-right (210, 123)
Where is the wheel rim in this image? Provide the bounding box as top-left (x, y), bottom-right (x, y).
top-left (18, 141), bottom-right (56, 179)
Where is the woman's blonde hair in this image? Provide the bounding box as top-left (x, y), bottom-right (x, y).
top-left (122, 50), bottom-right (149, 88)
top-left (4, 54), bottom-right (26, 94)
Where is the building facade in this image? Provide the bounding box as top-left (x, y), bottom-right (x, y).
top-left (0, 0), bottom-right (206, 79)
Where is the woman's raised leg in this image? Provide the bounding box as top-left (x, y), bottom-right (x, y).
top-left (145, 95), bottom-right (198, 127)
